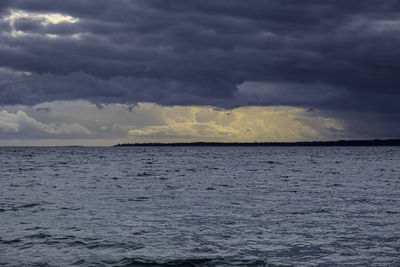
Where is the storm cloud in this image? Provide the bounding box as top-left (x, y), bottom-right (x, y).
top-left (1, 1), bottom-right (400, 114)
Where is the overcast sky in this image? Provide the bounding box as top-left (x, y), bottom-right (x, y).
top-left (1, 1), bottom-right (399, 144)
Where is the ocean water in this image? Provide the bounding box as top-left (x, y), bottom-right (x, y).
top-left (0, 146), bottom-right (399, 266)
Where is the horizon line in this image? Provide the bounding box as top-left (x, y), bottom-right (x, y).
top-left (115, 139), bottom-right (400, 147)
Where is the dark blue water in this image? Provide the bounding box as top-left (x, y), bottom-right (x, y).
top-left (0, 147), bottom-right (399, 266)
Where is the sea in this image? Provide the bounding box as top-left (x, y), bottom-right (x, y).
top-left (0, 146), bottom-right (399, 266)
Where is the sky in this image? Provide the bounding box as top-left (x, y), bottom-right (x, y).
top-left (0, 1), bottom-right (400, 145)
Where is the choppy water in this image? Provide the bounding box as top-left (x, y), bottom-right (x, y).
top-left (0, 147), bottom-right (399, 266)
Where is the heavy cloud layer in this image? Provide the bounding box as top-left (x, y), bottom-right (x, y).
top-left (0, 1), bottom-right (400, 114)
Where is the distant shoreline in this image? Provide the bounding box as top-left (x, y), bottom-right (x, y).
top-left (115, 139), bottom-right (400, 147)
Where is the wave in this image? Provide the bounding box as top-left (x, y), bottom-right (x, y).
top-left (102, 258), bottom-right (271, 267)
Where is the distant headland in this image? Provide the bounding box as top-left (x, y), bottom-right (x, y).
top-left (115, 139), bottom-right (400, 147)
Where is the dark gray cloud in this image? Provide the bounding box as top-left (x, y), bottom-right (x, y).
top-left (1, 0), bottom-right (400, 116)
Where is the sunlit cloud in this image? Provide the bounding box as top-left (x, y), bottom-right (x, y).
top-left (0, 101), bottom-right (346, 146)
top-left (127, 104), bottom-right (344, 143)
top-left (5, 9), bottom-right (79, 37)
top-left (7, 10), bottom-right (79, 25)
top-left (0, 109), bottom-right (91, 135)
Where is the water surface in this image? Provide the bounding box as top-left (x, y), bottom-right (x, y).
top-left (0, 147), bottom-right (399, 266)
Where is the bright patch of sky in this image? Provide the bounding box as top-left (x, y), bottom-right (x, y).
top-left (5, 9), bottom-right (79, 37)
top-left (0, 101), bottom-right (346, 146)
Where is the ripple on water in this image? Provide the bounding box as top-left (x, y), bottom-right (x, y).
top-left (104, 257), bottom-right (269, 267)
top-left (1, 147), bottom-right (400, 266)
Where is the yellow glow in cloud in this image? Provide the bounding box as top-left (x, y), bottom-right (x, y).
top-left (7, 10), bottom-right (79, 25)
top-left (6, 9), bottom-right (79, 37)
top-left (0, 101), bottom-right (346, 146)
top-left (127, 104), bottom-right (344, 143)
